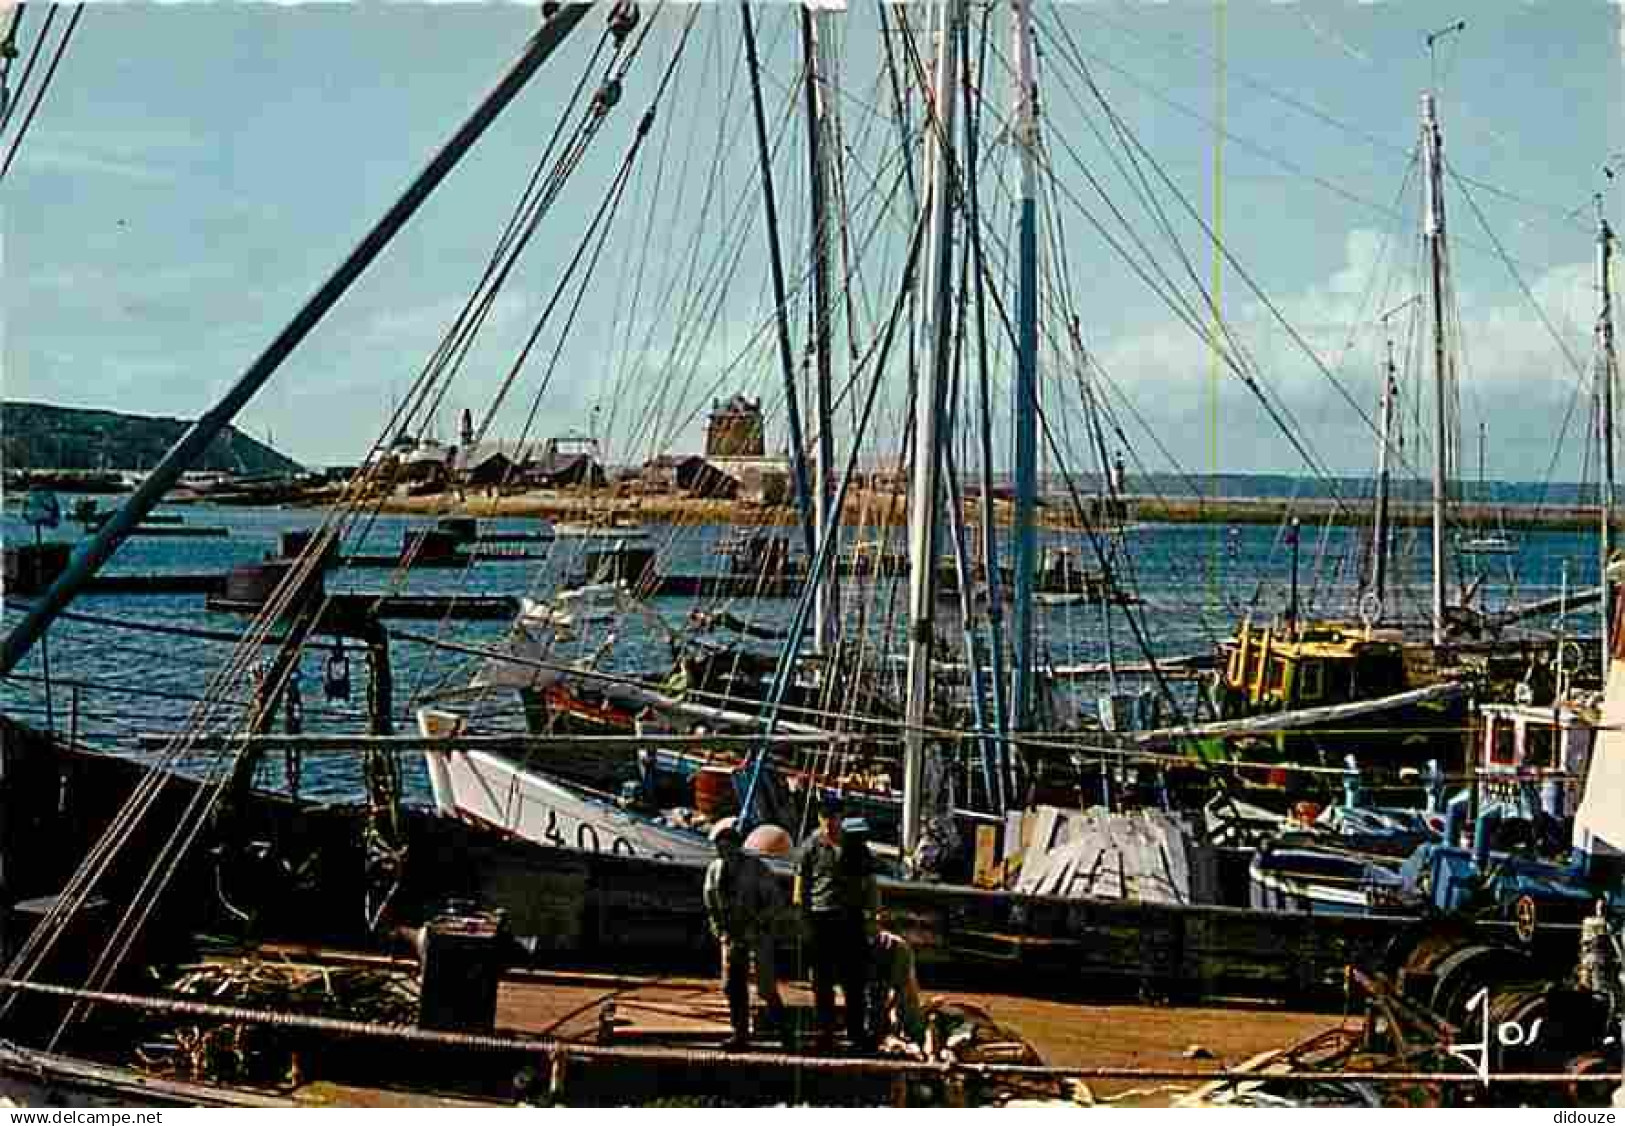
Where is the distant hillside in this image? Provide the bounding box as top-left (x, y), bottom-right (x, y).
top-left (1, 402), bottom-right (304, 475)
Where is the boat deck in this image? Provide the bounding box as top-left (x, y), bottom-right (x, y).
top-left (2, 947), bottom-right (1338, 1108)
top-left (254, 949), bottom-right (1337, 1106)
top-left (494, 969), bottom-right (1336, 1105)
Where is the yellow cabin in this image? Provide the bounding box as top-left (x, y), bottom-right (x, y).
top-left (1220, 620), bottom-right (1408, 714)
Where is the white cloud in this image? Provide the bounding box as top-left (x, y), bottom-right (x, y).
top-left (21, 145), bottom-right (176, 186)
top-left (1086, 227), bottom-right (1595, 480)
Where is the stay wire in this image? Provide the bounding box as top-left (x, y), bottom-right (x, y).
top-left (8, 15), bottom-right (619, 1022)
top-left (0, 3), bottom-right (47, 139)
top-left (1093, 4), bottom-right (1588, 234)
top-left (402, 11), bottom-right (698, 709)
top-left (1043, 19), bottom-right (1392, 497)
top-left (0, 3), bottom-right (80, 184)
top-left (410, 29), bottom-right (625, 440)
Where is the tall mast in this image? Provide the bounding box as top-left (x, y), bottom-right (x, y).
top-left (1076, 323), bottom-right (1120, 690)
top-left (1420, 91), bottom-right (1451, 649)
top-left (1010, 0), bottom-right (1040, 730)
top-left (960, 12), bottom-right (1011, 805)
top-left (801, 7), bottom-right (839, 654)
top-left (1369, 337), bottom-right (1397, 608)
top-left (740, 5), bottom-right (814, 560)
top-left (1599, 200), bottom-right (1617, 665)
top-left (902, 0), bottom-right (964, 858)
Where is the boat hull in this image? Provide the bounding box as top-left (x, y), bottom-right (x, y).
top-left (2, 715), bottom-right (1583, 1015)
top-left (423, 745), bottom-right (715, 864)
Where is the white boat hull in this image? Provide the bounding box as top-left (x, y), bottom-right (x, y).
top-left (421, 739), bottom-right (713, 865)
top-left (1247, 868), bottom-right (1374, 916)
top-left (553, 523), bottom-right (648, 540)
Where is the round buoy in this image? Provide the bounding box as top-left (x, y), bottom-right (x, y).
top-left (744, 824), bottom-right (793, 858)
top-left (1290, 801), bottom-right (1322, 826)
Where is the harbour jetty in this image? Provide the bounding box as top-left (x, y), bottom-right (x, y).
top-left (359, 487), bottom-right (1613, 532)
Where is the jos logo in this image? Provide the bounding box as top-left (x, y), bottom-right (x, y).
top-left (1445, 987), bottom-right (1544, 1084)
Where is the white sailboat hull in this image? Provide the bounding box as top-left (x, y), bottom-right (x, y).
top-left (421, 731), bottom-right (713, 864)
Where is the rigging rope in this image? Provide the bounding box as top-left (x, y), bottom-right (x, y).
top-left (3, 7), bottom-right (615, 1041)
top-left (0, 2), bottom-right (80, 184)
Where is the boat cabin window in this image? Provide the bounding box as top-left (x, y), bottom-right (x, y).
top-left (1298, 660), bottom-right (1325, 704)
top-left (1525, 724), bottom-right (1556, 769)
top-left (1323, 659), bottom-right (1353, 703)
top-left (1351, 652), bottom-right (1404, 697)
top-left (1248, 647), bottom-right (1268, 690)
top-left (1265, 656), bottom-right (1290, 697)
top-left (1490, 719), bottom-right (1517, 766)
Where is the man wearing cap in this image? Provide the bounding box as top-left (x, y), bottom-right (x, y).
top-left (793, 795), bottom-right (878, 1052)
top-left (703, 819), bottom-right (788, 1051)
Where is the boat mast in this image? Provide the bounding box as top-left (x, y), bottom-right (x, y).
top-left (902, 0), bottom-right (964, 858)
top-left (0, 5), bottom-right (590, 679)
top-left (1369, 332), bottom-right (1398, 608)
top-left (960, 13), bottom-right (1011, 806)
top-left (740, 5), bottom-right (815, 560)
top-left (801, 7), bottom-right (840, 655)
top-left (1599, 197), bottom-right (1617, 665)
top-left (1010, 0), bottom-right (1040, 730)
top-left (1074, 319), bottom-right (1120, 686)
top-left (1420, 91), bottom-right (1452, 649)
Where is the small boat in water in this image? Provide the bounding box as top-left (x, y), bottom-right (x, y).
top-left (518, 581), bottom-right (627, 630)
top-left (1456, 532), bottom-right (1519, 556)
top-left (553, 515), bottom-right (649, 540)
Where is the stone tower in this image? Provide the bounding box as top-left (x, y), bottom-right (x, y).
top-left (705, 394), bottom-right (765, 458)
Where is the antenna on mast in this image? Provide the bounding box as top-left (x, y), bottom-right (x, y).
top-left (1424, 20), bottom-right (1465, 91)
top-left (1378, 294), bottom-right (1421, 377)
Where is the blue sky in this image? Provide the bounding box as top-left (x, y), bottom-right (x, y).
top-left (6, 2), bottom-right (1624, 486)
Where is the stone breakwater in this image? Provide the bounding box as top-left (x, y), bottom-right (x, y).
top-left (309, 487), bottom-right (1611, 532)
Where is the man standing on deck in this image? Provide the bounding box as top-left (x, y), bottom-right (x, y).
top-left (794, 796), bottom-right (878, 1053)
top-left (703, 820), bottom-right (789, 1051)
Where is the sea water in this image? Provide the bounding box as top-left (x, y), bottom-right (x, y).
top-left (0, 495), bottom-right (1607, 803)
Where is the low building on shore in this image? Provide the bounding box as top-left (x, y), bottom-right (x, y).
top-left (636, 452), bottom-right (789, 503)
top-left (640, 454), bottom-right (734, 497)
top-left (535, 433), bottom-right (605, 489)
top-left (708, 455), bottom-right (790, 505)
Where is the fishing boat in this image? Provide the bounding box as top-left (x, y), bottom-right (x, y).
top-left (1247, 839), bottom-right (1410, 916)
top-left (418, 709), bottom-right (717, 862)
top-left (1181, 88), bottom-right (1618, 810)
